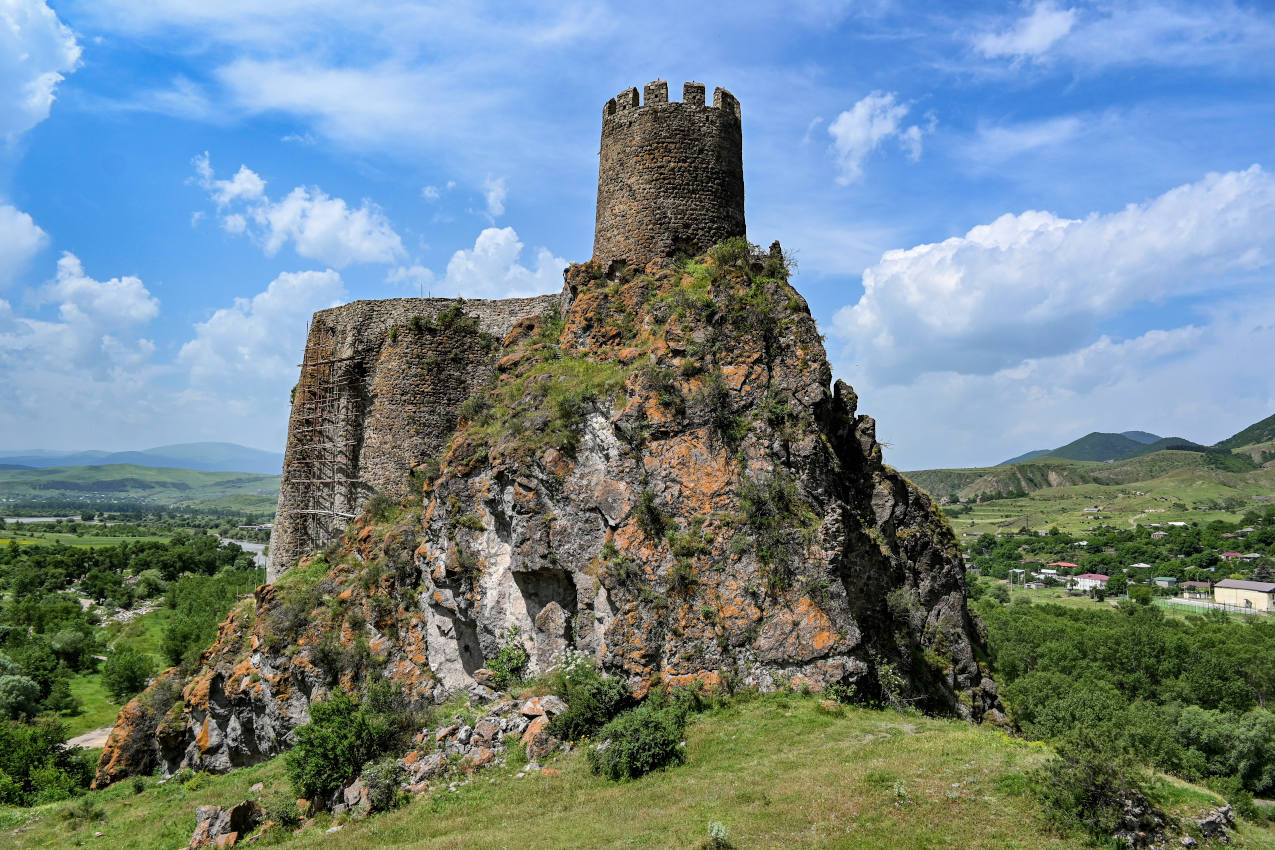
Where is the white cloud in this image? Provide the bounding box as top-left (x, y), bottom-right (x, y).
top-left (41, 252), bottom-right (159, 329)
top-left (180, 269), bottom-right (345, 387)
top-left (421, 185), bottom-right (441, 202)
top-left (852, 296), bottom-right (1275, 470)
top-left (0, 203), bottom-right (48, 286)
top-left (975, 1), bottom-right (1076, 60)
top-left (827, 92), bottom-right (929, 184)
top-left (194, 154), bottom-right (404, 267)
top-left (834, 166), bottom-right (1275, 383)
top-left (438, 227), bottom-right (565, 299)
top-left (0, 0), bottom-right (81, 142)
top-left (483, 176), bottom-right (507, 219)
top-left (965, 115), bottom-right (1085, 162)
top-left (974, 2), bottom-right (1275, 72)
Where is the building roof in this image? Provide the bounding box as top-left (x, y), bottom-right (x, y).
top-left (1154, 577), bottom-right (1178, 583)
top-left (1075, 573), bottom-right (1109, 580)
top-left (1214, 578), bottom-right (1275, 593)
top-left (1048, 561), bottom-right (1078, 568)
top-left (1181, 581), bottom-right (1211, 589)
top-left (1129, 562), bottom-right (1152, 569)
top-left (1221, 552), bottom-right (1244, 558)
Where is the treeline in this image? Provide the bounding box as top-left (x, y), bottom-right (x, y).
top-left (978, 596), bottom-right (1275, 801)
top-left (0, 534), bottom-right (262, 804)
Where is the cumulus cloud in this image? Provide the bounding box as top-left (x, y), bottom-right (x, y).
top-left (386, 264), bottom-right (435, 292)
top-left (0, 253), bottom-right (159, 444)
top-left (852, 296), bottom-right (1275, 470)
top-left (827, 92), bottom-right (930, 184)
top-left (975, 1), bottom-right (1076, 60)
top-left (180, 269), bottom-right (345, 386)
top-left (834, 166), bottom-right (1275, 383)
top-left (0, 0), bottom-right (81, 142)
top-left (194, 153), bottom-right (404, 267)
top-left (438, 227), bottom-right (565, 299)
top-left (0, 204), bottom-right (48, 287)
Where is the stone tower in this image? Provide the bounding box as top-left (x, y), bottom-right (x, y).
top-left (593, 81), bottom-right (745, 268)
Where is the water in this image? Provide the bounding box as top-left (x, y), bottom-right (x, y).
top-left (219, 537), bottom-right (268, 567)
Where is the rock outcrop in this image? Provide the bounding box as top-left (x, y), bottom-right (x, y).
top-left (95, 242), bottom-right (999, 787)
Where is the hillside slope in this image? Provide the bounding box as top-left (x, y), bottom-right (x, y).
top-left (1217, 413), bottom-right (1275, 452)
top-left (0, 442), bottom-right (283, 474)
top-left (8, 696), bottom-right (1270, 850)
top-left (0, 464), bottom-right (280, 509)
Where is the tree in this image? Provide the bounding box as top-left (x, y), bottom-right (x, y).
top-left (101, 646), bottom-right (154, 701)
top-left (0, 676), bottom-right (41, 720)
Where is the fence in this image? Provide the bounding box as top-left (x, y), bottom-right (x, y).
top-left (1152, 597), bottom-right (1267, 617)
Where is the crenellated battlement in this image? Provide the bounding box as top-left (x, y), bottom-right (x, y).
top-left (602, 81), bottom-right (741, 120)
top-left (593, 80), bottom-right (746, 267)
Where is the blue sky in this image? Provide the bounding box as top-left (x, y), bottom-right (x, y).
top-left (1, 0), bottom-right (1272, 470)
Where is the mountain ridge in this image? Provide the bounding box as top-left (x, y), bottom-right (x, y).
top-left (0, 441), bottom-right (283, 475)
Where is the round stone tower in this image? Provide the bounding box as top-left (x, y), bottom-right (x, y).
top-left (593, 80), bottom-right (745, 268)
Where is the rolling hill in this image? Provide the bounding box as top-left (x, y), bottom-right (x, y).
top-left (1216, 412), bottom-right (1275, 452)
top-left (0, 464), bottom-right (280, 512)
top-left (997, 430), bottom-right (1204, 465)
top-left (0, 442), bottom-right (283, 475)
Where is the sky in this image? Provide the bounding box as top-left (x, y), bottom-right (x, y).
top-left (0, 0), bottom-right (1272, 470)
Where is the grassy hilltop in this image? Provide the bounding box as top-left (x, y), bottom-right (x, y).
top-left (0, 464), bottom-right (280, 513)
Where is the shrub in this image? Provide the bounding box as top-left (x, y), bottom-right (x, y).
top-left (259, 789), bottom-right (302, 829)
top-left (1032, 733), bottom-right (1159, 842)
top-left (364, 493), bottom-right (398, 523)
top-left (586, 702), bottom-right (686, 781)
top-left (102, 646), bottom-right (154, 701)
top-left (548, 664), bottom-right (635, 741)
top-left (708, 237), bottom-right (754, 269)
top-left (0, 718), bottom-right (93, 806)
top-left (359, 757), bottom-right (407, 813)
top-left (284, 689), bottom-right (400, 803)
top-left (636, 488), bottom-right (667, 538)
top-left (487, 627), bottom-right (530, 690)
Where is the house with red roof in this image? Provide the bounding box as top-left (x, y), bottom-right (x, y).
top-left (1072, 573), bottom-right (1109, 591)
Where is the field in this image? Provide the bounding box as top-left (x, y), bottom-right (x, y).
top-left (0, 463), bottom-right (280, 513)
top-left (6, 694), bottom-right (1273, 850)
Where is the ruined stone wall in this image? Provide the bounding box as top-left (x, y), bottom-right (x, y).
top-left (593, 81), bottom-right (745, 268)
top-left (268, 295), bottom-right (563, 580)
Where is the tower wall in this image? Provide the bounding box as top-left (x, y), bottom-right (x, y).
top-left (593, 81), bottom-right (745, 267)
top-left (267, 294), bottom-right (562, 580)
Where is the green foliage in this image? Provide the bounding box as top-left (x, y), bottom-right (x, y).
top-left (284, 687), bottom-right (407, 804)
top-left (358, 756), bottom-right (407, 813)
top-left (547, 663), bottom-right (635, 742)
top-left (0, 676), bottom-right (40, 720)
top-left (707, 237), bottom-right (753, 269)
top-left (101, 645), bottom-right (154, 701)
top-left (487, 627), bottom-right (530, 689)
top-left (1031, 733), bottom-right (1157, 842)
top-left (737, 469), bottom-right (818, 592)
top-left (454, 513), bottom-right (485, 532)
top-left (586, 701), bottom-right (687, 781)
top-left (161, 568), bottom-right (260, 671)
top-left (364, 492), bottom-right (399, 523)
top-left (695, 370), bottom-right (746, 444)
top-left (259, 789), bottom-right (302, 829)
top-left (636, 488), bottom-right (668, 538)
top-left (643, 365), bottom-right (685, 417)
top-left (0, 718), bottom-right (93, 805)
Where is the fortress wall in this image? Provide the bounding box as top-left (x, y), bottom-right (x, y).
top-left (267, 294), bottom-right (563, 580)
top-left (593, 81), bottom-right (745, 268)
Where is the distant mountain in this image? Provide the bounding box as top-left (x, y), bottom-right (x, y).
top-left (1215, 413), bottom-right (1275, 451)
top-left (0, 442), bottom-right (283, 475)
top-left (0, 463), bottom-right (280, 512)
top-left (996, 431), bottom-right (1209, 465)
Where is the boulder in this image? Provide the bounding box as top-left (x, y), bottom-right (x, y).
top-left (519, 696), bottom-right (568, 718)
top-left (189, 800), bottom-right (261, 849)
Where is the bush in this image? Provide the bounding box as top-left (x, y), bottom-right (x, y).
top-left (284, 689), bottom-right (400, 803)
top-left (102, 646), bottom-right (154, 701)
top-left (487, 627), bottom-right (530, 689)
top-left (548, 664), bottom-right (634, 741)
top-left (358, 757), bottom-right (407, 813)
top-left (586, 702), bottom-right (686, 781)
top-left (0, 718), bottom-right (93, 806)
top-left (1032, 733), bottom-right (1159, 841)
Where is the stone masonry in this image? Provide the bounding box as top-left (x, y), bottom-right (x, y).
top-left (593, 81), bottom-right (745, 268)
top-left (267, 295), bottom-right (562, 580)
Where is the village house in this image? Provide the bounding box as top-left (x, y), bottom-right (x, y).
top-left (1181, 581), bottom-right (1211, 599)
top-left (1213, 578), bottom-right (1275, 612)
top-left (1072, 573), bottom-right (1109, 591)
top-left (1154, 577), bottom-right (1178, 589)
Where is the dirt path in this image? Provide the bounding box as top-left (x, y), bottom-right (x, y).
top-left (67, 726), bottom-right (112, 749)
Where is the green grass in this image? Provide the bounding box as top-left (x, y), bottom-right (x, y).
top-left (61, 610), bottom-right (173, 737)
top-left (0, 531), bottom-right (172, 547)
top-left (9, 695), bottom-right (1274, 849)
top-left (0, 463), bottom-right (280, 509)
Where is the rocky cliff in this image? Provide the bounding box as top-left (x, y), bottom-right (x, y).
top-left (95, 240), bottom-right (999, 787)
